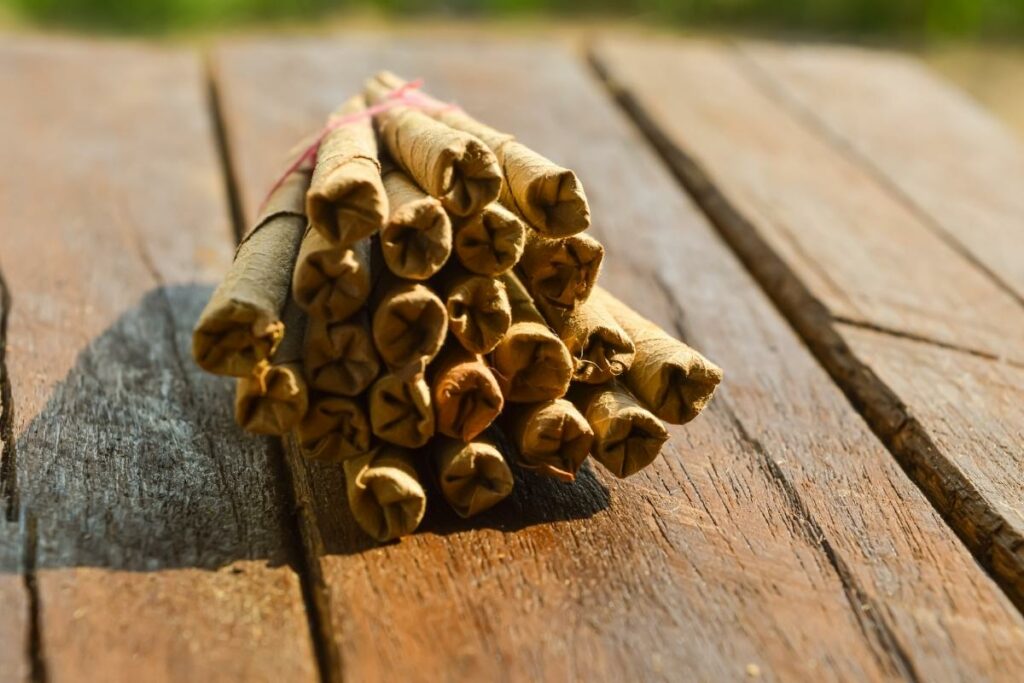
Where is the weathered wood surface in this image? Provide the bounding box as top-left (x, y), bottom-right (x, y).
top-left (0, 38), bottom-right (317, 682)
top-left (740, 42), bottom-right (1024, 303)
top-left (213, 37), bottom-right (1024, 681)
top-left (0, 522), bottom-right (29, 683)
top-left (590, 38), bottom-right (1024, 608)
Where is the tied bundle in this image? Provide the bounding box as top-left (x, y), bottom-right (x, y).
top-left (192, 74), bottom-right (723, 543)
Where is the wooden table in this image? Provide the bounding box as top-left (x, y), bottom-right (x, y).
top-left (1, 33), bottom-right (1022, 682)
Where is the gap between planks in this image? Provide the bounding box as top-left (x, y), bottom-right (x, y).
top-left (587, 41), bottom-right (1024, 612)
top-left (203, 55), bottom-right (341, 683)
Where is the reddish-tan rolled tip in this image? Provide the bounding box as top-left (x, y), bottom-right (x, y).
top-left (433, 360), bottom-right (504, 441)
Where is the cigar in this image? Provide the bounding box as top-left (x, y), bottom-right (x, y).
top-left (303, 314), bottom-right (381, 396)
top-left (429, 104), bottom-right (590, 237)
top-left (518, 231), bottom-right (604, 310)
top-left (570, 381), bottom-right (668, 478)
top-left (440, 267), bottom-right (512, 355)
top-left (292, 230), bottom-right (371, 323)
top-left (507, 399), bottom-right (593, 482)
top-left (380, 166), bottom-right (453, 279)
top-left (234, 301), bottom-right (309, 435)
top-left (368, 370), bottom-right (435, 448)
top-left (451, 203), bottom-right (526, 276)
top-left (432, 434), bottom-right (514, 518)
top-left (193, 167), bottom-right (309, 376)
top-left (593, 287), bottom-right (723, 425)
top-left (491, 272), bottom-right (573, 403)
top-left (536, 296), bottom-right (635, 384)
top-left (430, 344), bottom-right (504, 441)
top-left (296, 394), bottom-right (371, 462)
top-left (343, 446), bottom-right (427, 542)
top-left (306, 95), bottom-right (388, 246)
top-left (366, 72), bottom-right (501, 217)
top-left (370, 275), bottom-right (448, 372)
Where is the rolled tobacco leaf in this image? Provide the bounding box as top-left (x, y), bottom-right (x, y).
top-left (344, 445), bottom-right (426, 542)
top-left (234, 301), bottom-right (309, 435)
top-left (593, 287), bottom-right (723, 424)
top-left (306, 95), bottom-right (388, 246)
top-left (451, 203), bottom-right (526, 276)
top-left (518, 231), bottom-right (604, 310)
top-left (296, 394), bottom-right (371, 462)
top-left (508, 399), bottom-right (593, 482)
top-left (365, 72), bottom-right (501, 217)
top-left (292, 229), bottom-right (371, 322)
top-left (193, 167), bottom-right (309, 376)
top-left (369, 370), bottom-right (435, 448)
top-left (537, 296), bottom-right (635, 384)
top-left (430, 343), bottom-right (504, 441)
top-left (371, 274), bottom-right (448, 372)
top-left (304, 314), bottom-right (381, 396)
top-left (380, 166), bottom-right (453, 279)
top-left (433, 434), bottom-right (514, 518)
top-left (570, 381), bottom-right (668, 478)
top-left (440, 266), bottom-right (512, 355)
top-left (491, 272), bottom-right (573, 402)
top-left (430, 102), bottom-right (590, 237)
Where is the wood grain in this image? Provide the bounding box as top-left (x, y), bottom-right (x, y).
top-left (214, 36), bottom-right (1024, 681)
top-left (740, 42), bottom-right (1024, 303)
top-left (0, 38), bottom-right (317, 682)
top-left (591, 37), bottom-right (1024, 608)
top-left (0, 522), bottom-right (29, 683)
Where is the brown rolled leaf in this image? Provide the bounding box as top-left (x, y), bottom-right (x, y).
top-left (366, 72), bottom-right (501, 217)
top-left (292, 230), bottom-right (371, 322)
top-left (306, 95), bottom-right (388, 246)
top-left (369, 371), bottom-right (435, 448)
top-left (193, 168), bottom-right (309, 376)
top-left (234, 301), bottom-right (309, 435)
top-left (508, 399), bottom-right (593, 482)
top-left (371, 278), bottom-right (448, 372)
top-left (380, 167), bottom-right (453, 279)
top-left (536, 296), bottom-right (635, 384)
top-left (491, 272), bottom-right (572, 403)
top-left (441, 269), bottom-right (512, 355)
top-left (519, 231), bottom-right (604, 310)
top-left (430, 344), bottom-right (504, 441)
top-left (593, 287), bottom-right (723, 425)
top-left (451, 203), bottom-right (526, 276)
top-left (296, 394), bottom-right (371, 462)
top-left (343, 446), bottom-right (426, 542)
top-left (433, 434), bottom-right (514, 518)
top-left (570, 381), bottom-right (668, 478)
top-left (304, 314), bottom-right (380, 396)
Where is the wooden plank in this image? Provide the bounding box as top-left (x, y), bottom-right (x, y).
top-left (590, 38), bottom-right (1024, 608)
top-left (593, 39), bottom-right (1024, 365)
top-left (0, 522), bottom-right (29, 683)
top-left (740, 42), bottom-right (1024, 303)
top-left (213, 36), bottom-right (1024, 681)
top-left (0, 38), bottom-right (318, 682)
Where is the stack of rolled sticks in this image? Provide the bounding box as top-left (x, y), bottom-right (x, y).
top-left (192, 72), bottom-right (723, 542)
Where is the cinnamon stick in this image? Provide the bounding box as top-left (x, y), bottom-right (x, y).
top-left (193, 167), bottom-right (309, 376)
top-left (296, 394), bottom-right (371, 462)
top-left (292, 229), bottom-right (371, 323)
top-left (593, 287), bottom-right (723, 425)
top-left (440, 267), bottom-right (512, 355)
top-left (451, 203), bottom-right (526, 276)
top-left (380, 166), bottom-right (453, 279)
top-left (366, 72), bottom-right (501, 217)
top-left (303, 314), bottom-right (381, 396)
top-left (430, 344), bottom-right (504, 441)
top-left (570, 381), bottom-right (668, 478)
top-left (507, 399), bottom-right (593, 482)
top-left (433, 434), bottom-right (514, 518)
top-left (537, 296), bottom-right (635, 384)
top-left (368, 371), bottom-right (435, 448)
top-left (491, 272), bottom-right (572, 402)
top-left (344, 446), bottom-right (426, 542)
top-left (518, 231), bottom-right (604, 310)
top-left (306, 95), bottom-right (388, 246)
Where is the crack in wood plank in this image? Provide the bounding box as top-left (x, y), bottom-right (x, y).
top-left (0, 268), bottom-right (17, 522)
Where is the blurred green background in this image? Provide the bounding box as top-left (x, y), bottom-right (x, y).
top-left (3, 0), bottom-right (1023, 36)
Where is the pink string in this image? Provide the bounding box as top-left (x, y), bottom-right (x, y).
top-left (259, 79), bottom-right (457, 211)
